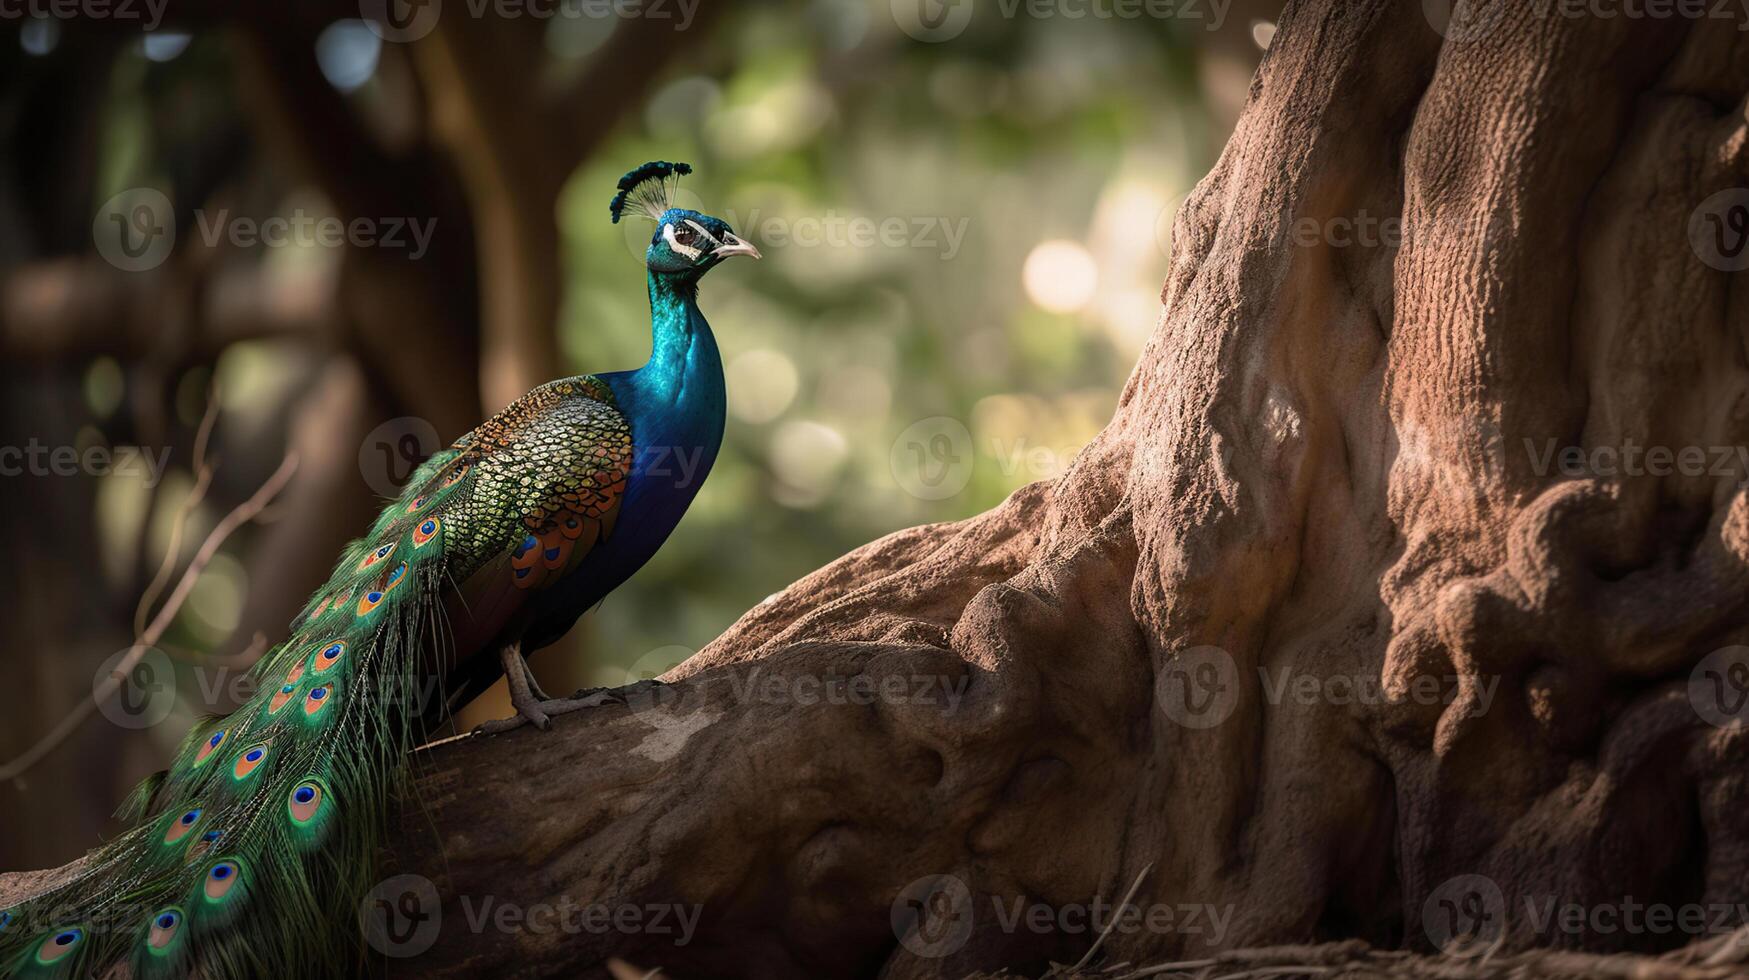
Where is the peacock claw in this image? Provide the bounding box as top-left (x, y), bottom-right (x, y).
top-left (472, 642), bottom-right (614, 734)
top-left (478, 641), bottom-right (552, 734)
top-left (473, 689), bottom-right (622, 735)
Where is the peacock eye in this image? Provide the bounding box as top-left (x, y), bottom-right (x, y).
top-left (37, 927), bottom-right (82, 963)
top-left (671, 223), bottom-right (697, 246)
top-left (164, 807), bottom-right (203, 844)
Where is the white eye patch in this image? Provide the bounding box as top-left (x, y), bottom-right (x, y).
top-left (684, 219), bottom-right (724, 250)
top-left (662, 219), bottom-right (728, 264)
top-left (662, 223), bottom-right (702, 261)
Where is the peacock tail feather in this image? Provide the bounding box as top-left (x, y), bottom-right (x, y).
top-left (1, 376), bottom-right (634, 979)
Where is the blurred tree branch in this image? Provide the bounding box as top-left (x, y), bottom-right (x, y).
top-left (1, 258), bottom-right (333, 358)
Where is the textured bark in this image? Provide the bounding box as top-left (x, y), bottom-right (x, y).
top-left (10, 1), bottom-right (1749, 977)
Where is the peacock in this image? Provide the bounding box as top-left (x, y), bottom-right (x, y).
top-left (0, 161), bottom-right (759, 978)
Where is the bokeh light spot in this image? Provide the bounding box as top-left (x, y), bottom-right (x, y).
top-left (1022, 240), bottom-right (1099, 314)
top-left (727, 349), bottom-right (800, 424)
top-left (21, 18), bottom-right (59, 56)
top-left (141, 32), bottom-right (192, 63)
top-left (769, 420), bottom-right (848, 508)
top-left (316, 21), bottom-right (381, 93)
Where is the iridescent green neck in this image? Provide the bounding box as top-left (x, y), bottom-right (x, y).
top-left (637, 270), bottom-right (720, 407)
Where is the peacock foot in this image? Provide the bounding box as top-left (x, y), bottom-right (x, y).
top-left (474, 687), bottom-right (624, 735)
top-left (473, 642), bottom-right (665, 734)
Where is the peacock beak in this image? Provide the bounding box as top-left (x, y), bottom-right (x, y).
top-left (713, 232), bottom-right (762, 260)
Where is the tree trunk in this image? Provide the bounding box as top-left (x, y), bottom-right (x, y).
top-left (11, 1), bottom-right (1749, 976)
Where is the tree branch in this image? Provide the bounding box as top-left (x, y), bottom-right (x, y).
top-left (0, 258), bottom-right (333, 360)
top-left (0, 452), bottom-right (298, 784)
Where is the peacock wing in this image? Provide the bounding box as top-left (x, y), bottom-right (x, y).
top-left (432, 379), bottom-right (634, 647)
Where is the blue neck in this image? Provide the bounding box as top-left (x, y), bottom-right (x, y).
top-left (634, 272), bottom-right (723, 409)
top-left (610, 270), bottom-right (727, 491)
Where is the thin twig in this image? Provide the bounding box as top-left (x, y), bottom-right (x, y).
top-left (0, 452), bottom-right (298, 783)
top-left (1700, 923), bottom-right (1749, 966)
top-left (133, 386), bottom-right (221, 638)
top-left (1113, 959), bottom-right (1217, 980)
top-left (1102, 941), bottom-right (1749, 980)
top-left (1064, 863), bottom-right (1155, 973)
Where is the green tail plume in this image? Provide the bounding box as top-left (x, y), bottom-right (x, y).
top-left (1, 449), bottom-right (473, 978)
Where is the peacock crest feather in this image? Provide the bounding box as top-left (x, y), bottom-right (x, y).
top-left (608, 160), bottom-right (692, 224)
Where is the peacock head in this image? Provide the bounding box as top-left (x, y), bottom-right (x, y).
top-left (609, 161), bottom-right (760, 278)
